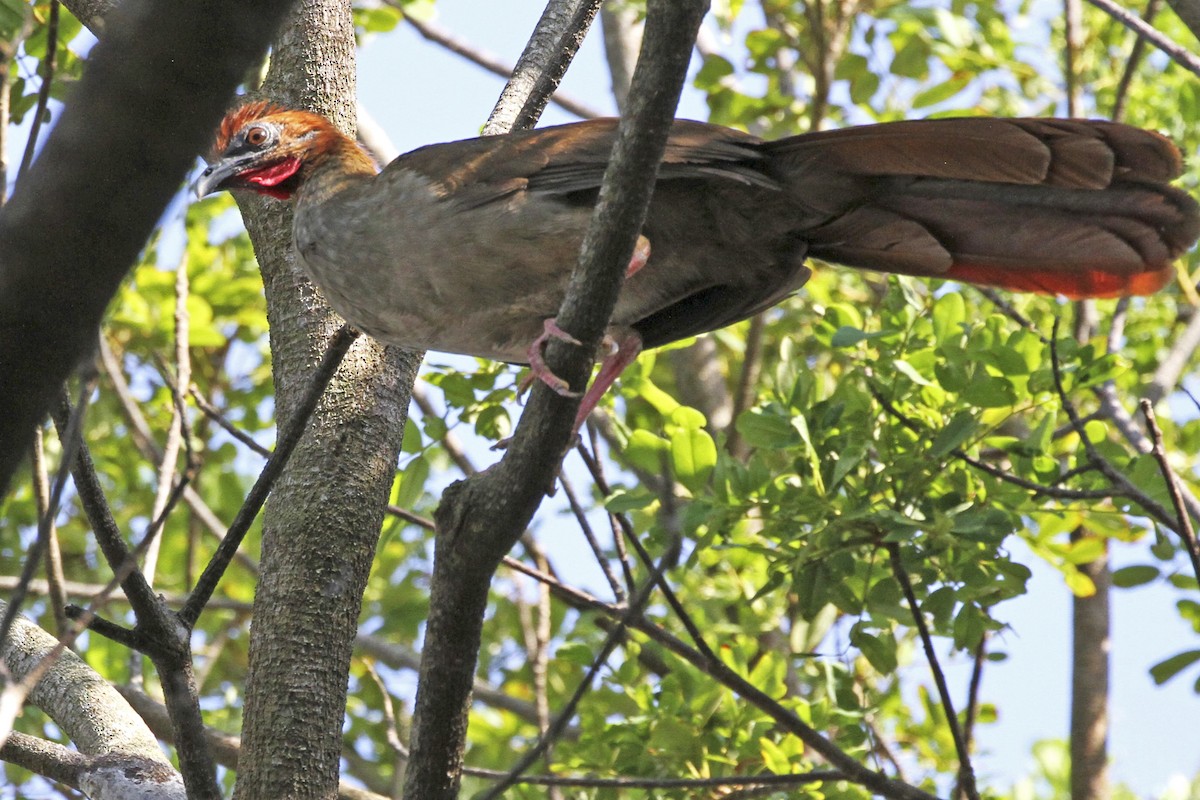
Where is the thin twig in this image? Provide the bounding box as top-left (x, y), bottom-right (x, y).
top-left (411, 383), bottom-right (476, 475)
top-left (16, 0), bottom-right (57, 182)
top-left (1049, 321), bottom-right (1183, 530)
top-left (886, 544), bottom-right (978, 800)
top-left (478, 550), bottom-right (670, 800)
top-left (179, 325), bottom-right (359, 628)
top-left (1139, 400), bottom-right (1200, 585)
top-left (142, 252), bottom-right (193, 592)
top-left (30, 427), bottom-right (69, 635)
top-left (402, 12), bottom-right (605, 120)
top-left (98, 336), bottom-right (258, 573)
top-left (189, 386), bottom-right (271, 458)
top-left (1064, 0), bottom-right (1083, 116)
top-left (471, 767), bottom-right (845, 790)
top-left (558, 471), bottom-right (625, 600)
top-left (500, 553), bottom-right (936, 799)
top-left (574, 440), bottom-right (638, 591)
top-left (1085, 0), bottom-right (1200, 76)
top-left (1092, 381), bottom-right (1200, 524)
top-left (870, 385), bottom-right (1117, 501)
top-left (363, 660), bottom-right (409, 760)
top-left (727, 313), bottom-right (766, 457)
top-left (0, 378), bottom-right (92, 654)
top-left (1112, 0), bottom-right (1164, 121)
top-left (387, 504), bottom-right (436, 530)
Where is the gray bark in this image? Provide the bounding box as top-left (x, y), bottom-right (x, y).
top-left (230, 1), bottom-right (417, 798)
top-left (0, 601), bottom-right (186, 798)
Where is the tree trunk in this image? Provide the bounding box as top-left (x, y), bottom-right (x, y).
top-left (231, 1), bottom-right (418, 797)
top-left (1070, 530), bottom-right (1110, 800)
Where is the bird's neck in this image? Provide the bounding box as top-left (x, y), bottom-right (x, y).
top-left (296, 135), bottom-right (379, 206)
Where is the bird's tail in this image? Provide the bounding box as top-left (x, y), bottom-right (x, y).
top-left (765, 118), bottom-right (1199, 298)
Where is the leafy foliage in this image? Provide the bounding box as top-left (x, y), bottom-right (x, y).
top-left (4, 0), bottom-right (1200, 797)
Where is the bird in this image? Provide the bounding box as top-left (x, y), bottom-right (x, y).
top-left (196, 101), bottom-right (1200, 431)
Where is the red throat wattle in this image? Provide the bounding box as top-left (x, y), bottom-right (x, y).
top-left (242, 157), bottom-right (302, 199)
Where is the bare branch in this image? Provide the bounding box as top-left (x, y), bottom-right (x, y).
top-left (558, 471), bottom-right (626, 601)
top-left (1140, 400), bottom-right (1200, 585)
top-left (115, 685), bottom-right (390, 800)
top-left (0, 601), bottom-right (176, 776)
top-left (483, 0), bottom-right (604, 134)
top-left (479, 548), bottom-right (670, 799)
top-left (886, 544), bottom-right (978, 800)
top-left (181, 324), bottom-right (360, 627)
top-left (99, 337), bottom-right (256, 567)
top-left (15, 0), bottom-right (58, 183)
top-left (1112, 0), bottom-right (1164, 121)
top-left (1085, 0), bottom-right (1200, 76)
top-left (403, 13), bottom-right (605, 120)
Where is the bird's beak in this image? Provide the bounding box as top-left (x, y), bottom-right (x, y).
top-left (193, 153), bottom-right (258, 199)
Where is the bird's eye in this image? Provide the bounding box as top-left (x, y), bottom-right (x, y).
top-left (246, 126), bottom-right (269, 146)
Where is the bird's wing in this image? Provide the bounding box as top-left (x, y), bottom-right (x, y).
top-left (382, 118), bottom-right (778, 210)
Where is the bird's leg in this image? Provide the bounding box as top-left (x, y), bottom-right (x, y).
top-left (523, 235), bottom-right (652, 399)
top-left (570, 329), bottom-right (643, 435)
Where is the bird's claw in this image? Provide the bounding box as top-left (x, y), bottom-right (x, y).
top-left (525, 318), bottom-right (584, 398)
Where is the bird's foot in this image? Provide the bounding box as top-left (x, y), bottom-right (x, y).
top-left (524, 318), bottom-right (584, 398)
top-left (628, 235), bottom-right (651, 278)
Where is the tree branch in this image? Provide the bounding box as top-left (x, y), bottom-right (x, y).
top-left (483, 0), bottom-right (604, 134)
top-left (0, 601), bottom-right (183, 797)
top-left (403, 2), bottom-right (706, 797)
top-left (1084, 0), bottom-right (1200, 76)
top-left (401, 11), bottom-right (605, 120)
top-left (0, 0), bottom-right (297, 496)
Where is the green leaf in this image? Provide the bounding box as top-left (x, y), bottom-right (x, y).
top-left (473, 404), bottom-right (511, 441)
top-left (1150, 649), bottom-right (1200, 685)
top-left (961, 375), bottom-right (1017, 408)
top-left (624, 429), bottom-right (669, 475)
top-left (1111, 565), bottom-right (1160, 588)
top-left (735, 409), bottom-right (799, 448)
top-left (893, 359), bottom-right (934, 387)
top-left (831, 326), bottom-right (871, 347)
top-left (913, 75), bottom-right (971, 108)
top-left (400, 416), bottom-right (424, 455)
top-left (932, 291), bottom-right (966, 342)
top-left (1177, 599), bottom-right (1200, 633)
top-left (850, 624), bottom-right (898, 673)
top-left (953, 603), bottom-right (987, 649)
top-left (393, 456), bottom-right (429, 510)
top-left (829, 442), bottom-right (866, 489)
top-left (605, 489), bottom-right (657, 513)
top-left (930, 411), bottom-right (976, 458)
top-left (670, 426), bottom-right (717, 493)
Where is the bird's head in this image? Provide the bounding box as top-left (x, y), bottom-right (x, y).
top-left (195, 101), bottom-right (371, 201)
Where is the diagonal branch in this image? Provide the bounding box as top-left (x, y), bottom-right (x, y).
top-left (0, 0), bottom-right (297, 496)
top-left (887, 544), bottom-right (978, 800)
top-left (180, 324), bottom-right (359, 627)
top-left (1084, 0), bottom-right (1200, 76)
top-left (400, 12), bottom-right (605, 120)
top-left (483, 0), bottom-right (604, 134)
top-left (403, 2), bottom-right (705, 798)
